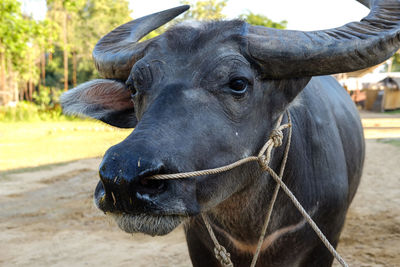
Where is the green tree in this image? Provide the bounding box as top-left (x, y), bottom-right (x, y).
top-left (45, 0), bottom-right (131, 90)
top-left (0, 0), bottom-right (132, 106)
top-left (0, 0), bottom-right (52, 105)
top-left (71, 0), bottom-right (131, 84)
top-left (139, 0), bottom-right (227, 40)
top-left (181, 0), bottom-right (227, 20)
top-left (47, 0), bottom-right (86, 91)
top-left (0, 0), bottom-right (28, 104)
top-left (240, 12), bottom-right (287, 29)
top-left (390, 52), bottom-right (400, 72)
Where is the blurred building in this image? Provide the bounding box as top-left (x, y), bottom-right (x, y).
top-left (335, 61), bottom-right (400, 112)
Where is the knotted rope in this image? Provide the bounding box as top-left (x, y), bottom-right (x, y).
top-left (202, 213), bottom-right (234, 267)
top-left (149, 111), bottom-right (348, 267)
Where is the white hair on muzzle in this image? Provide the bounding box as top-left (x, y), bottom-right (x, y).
top-left (109, 213), bottom-right (184, 236)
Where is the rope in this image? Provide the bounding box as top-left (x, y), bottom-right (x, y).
top-left (148, 110), bottom-right (348, 267)
top-left (264, 164), bottom-right (349, 267)
top-left (202, 214), bottom-right (234, 267)
top-left (250, 112), bottom-right (292, 267)
top-left (150, 156), bottom-right (259, 180)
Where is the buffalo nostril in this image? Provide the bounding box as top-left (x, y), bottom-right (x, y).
top-left (95, 181), bottom-right (105, 201)
top-left (138, 178), bottom-right (167, 195)
top-left (94, 180), bottom-right (115, 213)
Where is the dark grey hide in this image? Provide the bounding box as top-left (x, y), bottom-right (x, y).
top-left (61, 1), bottom-right (400, 266)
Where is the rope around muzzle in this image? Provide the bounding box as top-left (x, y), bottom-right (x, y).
top-left (149, 111), bottom-right (348, 267)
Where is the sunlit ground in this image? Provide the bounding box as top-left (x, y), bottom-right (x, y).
top-left (0, 121), bottom-right (131, 171)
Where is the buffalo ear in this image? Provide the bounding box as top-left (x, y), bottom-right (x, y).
top-left (60, 79), bottom-right (137, 128)
top-left (280, 77), bottom-right (312, 104)
top-left (266, 77), bottom-right (311, 115)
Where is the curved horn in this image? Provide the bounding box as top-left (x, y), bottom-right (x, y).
top-left (247, 0), bottom-right (400, 78)
top-left (93, 5), bottom-right (189, 79)
top-left (357, 0), bottom-right (371, 8)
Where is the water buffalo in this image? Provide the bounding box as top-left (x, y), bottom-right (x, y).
top-left (61, 0), bottom-right (400, 266)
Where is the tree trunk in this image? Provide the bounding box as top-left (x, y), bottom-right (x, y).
top-left (63, 12), bottom-right (69, 91)
top-left (41, 51), bottom-right (46, 85)
top-left (72, 51), bottom-right (77, 87)
top-left (7, 57), bottom-right (18, 103)
top-left (13, 76), bottom-right (18, 103)
top-left (19, 85), bottom-right (23, 101)
top-left (23, 82), bottom-right (28, 101)
top-left (28, 80), bottom-right (33, 101)
top-left (0, 46), bottom-right (6, 104)
top-left (49, 40), bottom-right (53, 62)
top-left (19, 81), bottom-right (24, 101)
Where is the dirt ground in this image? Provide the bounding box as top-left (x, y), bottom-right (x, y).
top-left (1, 139), bottom-right (399, 267)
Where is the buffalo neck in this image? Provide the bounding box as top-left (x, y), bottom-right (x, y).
top-left (208, 113), bottom-right (300, 248)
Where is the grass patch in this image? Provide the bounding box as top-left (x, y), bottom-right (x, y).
top-left (384, 109), bottom-right (400, 115)
top-left (0, 101), bottom-right (78, 122)
top-left (0, 121), bottom-right (131, 171)
top-left (378, 138), bottom-right (400, 147)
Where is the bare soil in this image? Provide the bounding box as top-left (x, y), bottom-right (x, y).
top-left (1, 139), bottom-right (399, 267)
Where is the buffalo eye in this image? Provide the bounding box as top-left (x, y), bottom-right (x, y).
top-left (228, 78), bottom-right (248, 95)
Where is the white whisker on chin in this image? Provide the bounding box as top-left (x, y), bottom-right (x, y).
top-left (109, 213), bottom-right (185, 236)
